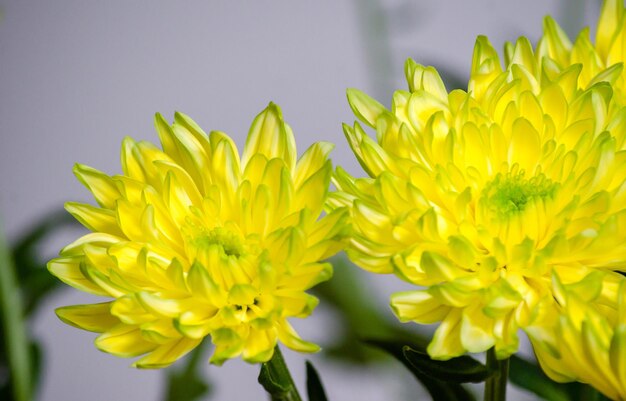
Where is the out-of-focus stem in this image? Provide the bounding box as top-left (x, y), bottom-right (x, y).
top-left (0, 220), bottom-right (31, 401)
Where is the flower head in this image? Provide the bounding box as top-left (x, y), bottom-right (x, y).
top-left (332, 34), bottom-right (626, 360)
top-left (49, 103), bottom-right (348, 367)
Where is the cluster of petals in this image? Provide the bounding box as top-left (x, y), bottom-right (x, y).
top-left (529, 274), bottom-right (626, 400)
top-left (518, 1), bottom-right (626, 397)
top-left (330, 0), bottom-right (626, 373)
top-left (536, 0), bottom-right (626, 106)
top-left (48, 104), bottom-right (348, 367)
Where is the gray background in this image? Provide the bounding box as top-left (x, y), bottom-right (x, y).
top-left (0, 1), bottom-right (600, 400)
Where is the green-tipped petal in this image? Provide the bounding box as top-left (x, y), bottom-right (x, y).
top-left (56, 303), bottom-right (119, 333)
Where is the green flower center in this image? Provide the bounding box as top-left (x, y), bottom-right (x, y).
top-left (483, 172), bottom-right (557, 218)
top-left (187, 226), bottom-right (245, 258)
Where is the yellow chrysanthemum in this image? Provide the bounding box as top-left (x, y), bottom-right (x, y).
top-left (48, 103), bottom-right (348, 367)
top-left (527, 274), bottom-right (626, 400)
top-left (332, 34), bottom-right (626, 360)
top-left (536, 0), bottom-right (626, 105)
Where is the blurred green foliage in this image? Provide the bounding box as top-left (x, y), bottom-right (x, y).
top-left (0, 211), bottom-right (75, 401)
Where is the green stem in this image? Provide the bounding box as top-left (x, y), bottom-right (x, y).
top-left (484, 348), bottom-right (509, 401)
top-left (0, 220), bottom-right (31, 401)
top-left (258, 345), bottom-right (302, 401)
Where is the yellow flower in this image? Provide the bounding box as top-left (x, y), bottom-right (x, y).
top-left (332, 35), bottom-right (626, 360)
top-left (536, 0), bottom-right (626, 105)
top-left (527, 274), bottom-right (626, 400)
top-left (48, 103), bottom-right (348, 367)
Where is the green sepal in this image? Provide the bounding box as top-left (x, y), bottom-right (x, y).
top-left (305, 360), bottom-right (328, 401)
top-left (365, 339), bottom-right (475, 401)
top-left (402, 346), bottom-right (495, 383)
top-left (258, 362), bottom-right (290, 397)
top-left (257, 346), bottom-right (302, 401)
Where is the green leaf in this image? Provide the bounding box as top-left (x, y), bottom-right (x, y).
top-left (305, 361), bottom-right (328, 401)
top-left (403, 346), bottom-right (495, 383)
top-left (0, 210), bottom-right (77, 401)
top-left (365, 339), bottom-right (476, 401)
top-left (509, 355), bottom-right (570, 401)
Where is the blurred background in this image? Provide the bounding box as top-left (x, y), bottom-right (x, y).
top-left (0, 1), bottom-right (603, 400)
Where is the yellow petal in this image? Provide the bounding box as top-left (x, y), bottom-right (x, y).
top-left (276, 319), bottom-right (319, 353)
top-left (242, 103), bottom-right (296, 171)
top-left (134, 337), bottom-right (202, 369)
top-left (73, 164), bottom-right (120, 209)
top-left (293, 141), bottom-right (334, 189)
top-left (47, 257), bottom-right (107, 296)
top-left (427, 309), bottom-right (464, 360)
top-left (56, 302), bottom-right (119, 333)
top-left (508, 117), bottom-right (541, 172)
top-left (95, 324), bottom-right (158, 358)
top-left (596, 0), bottom-right (623, 60)
top-left (242, 328), bottom-right (276, 363)
top-left (65, 202), bottom-right (123, 236)
top-left (405, 59), bottom-right (448, 102)
top-left (460, 305), bottom-right (496, 353)
top-left (347, 88), bottom-right (386, 128)
top-left (390, 291), bottom-right (450, 324)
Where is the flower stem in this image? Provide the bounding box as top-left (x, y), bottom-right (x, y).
top-left (258, 345), bottom-right (302, 401)
top-left (484, 348), bottom-right (509, 401)
top-left (0, 221), bottom-right (31, 401)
